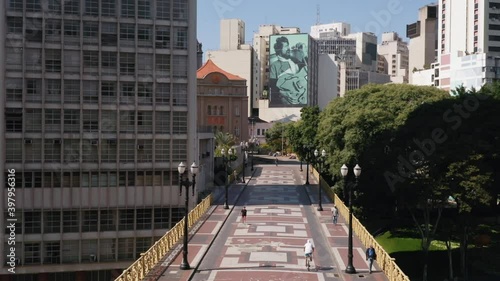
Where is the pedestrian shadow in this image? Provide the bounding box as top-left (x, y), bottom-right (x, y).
top-left (315, 265), bottom-right (334, 271)
top-left (197, 265), bottom-right (285, 272)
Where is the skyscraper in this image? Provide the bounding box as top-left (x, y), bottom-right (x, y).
top-left (0, 0), bottom-right (198, 280)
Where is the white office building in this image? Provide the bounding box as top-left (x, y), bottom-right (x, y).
top-left (377, 32), bottom-right (409, 83)
top-left (0, 0), bottom-right (199, 280)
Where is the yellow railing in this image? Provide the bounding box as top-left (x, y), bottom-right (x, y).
top-left (115, 194), bottom-right (213, 281)
top-left (314, 170), bottom-right (410, 281)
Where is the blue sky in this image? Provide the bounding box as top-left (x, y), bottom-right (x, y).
top-left (197, 0), bottom-right (433, 53)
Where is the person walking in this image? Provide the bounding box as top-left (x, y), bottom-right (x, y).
top-left (332, 205), bottom-right (339, 225)
top-left (366, 245), bottom-right (377, 273)
top-left (240, 206), bottom-right (247, 224)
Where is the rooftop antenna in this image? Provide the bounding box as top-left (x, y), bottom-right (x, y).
top-left (316, 4), bottom-right (320, 25)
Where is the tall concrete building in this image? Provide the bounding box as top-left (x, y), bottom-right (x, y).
top-left (310, 22), bottom-right (351, 38)
top-left (0, 0), bottom-right (199, 280)
top-left (378, 32), bottom-right (409, 83)
top-left (436, 0), bottom-right (500, 91)
top-left (206, 19), bottom-right (254, 116)
top-left (407, 4), bottom-right (438, 83)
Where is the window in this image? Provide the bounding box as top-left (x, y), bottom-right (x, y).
top-left (138, 1), bottom-right (151, 19)
top-left (5, 47), bottom-right (22, 71)
top-left (173, 0), bottom-right (188, 20)
top-left (64, 1), bottom-right (80, 15)
top-left (136, 209), bottom-right (152, 230)
top-left (26, 79), bottom-right (41, 102)
top-left (156, 54), bottom-right (171, 77)
top-left (101, 111), bottom-right (117, 133)
top-left (136, 237), bottom-right (152, 258)
top-left (64, 20), bottom-right (80, 36)
top-left (154, 208), bottom-right (169, 229)
top-left (100, 82), bottom-right (116, 104)
top-left (121, 0), bottom-right (135, 18)
top-left (46, 79), bottom-right (61, 103)
top-left (119, 210), bottom-right (135, 230)
top-left (81, 240), bottom-right (98, 262)
top-left (120, 53), bottom-right (135, 75)
top-left (137, 111), bottom-right (153, 133)
top-left (101, 22), bottom-right (117, 46)
top-left (26, 0), bottom-right (42, 12)
top-left (120, 23), bottom-right (135, 44)
top-left (137, 140), bottom-right (153, 162)
top-left (120, 140), bottom-right (135, 161)
top-left (117, 238), bottom-right (134, 260)
top-left (120, 82), bottom-right (135, 104)
top-left (219, 106), bottom-right (224, 115)
top-left (63, 139), bottom-right (80, 163)
top-left (138, 83), bottom-right (153, 104)
top-left (64, 50), bottom-right (80, 74)
top-left (6, 79), bottom-right (23, 102)
top-left (173, 83), bottom-right (187, 106)
top-left (171, 207), bottom-right (185, 225)
top-left (45, 109), bottom-right (61, 132)
top-left (101, 0), bottom-right (116, 16)
top-left (45, 50), bottom-right (61, 72)
top-left (156, 0), bottom-right (170, 20)
top-left (138, 25), bottom-right (152, 46)
top-left (63, 211), bottom-right (79, 232)
top-left (172, 56), bottom-right (187, 78)
top-left (100, 239), bottom-right (116, 262)
top-left (138, 53), bottom-right (153, 75)
top-left (45, 139), bottom-right (61, 162)
top-left (85, 0), bottom-right (99, 16)
top-left (5, 109), bottom-right (22, 132)
top-left (83, 110), bottom-right (99, 132)
top-left (5, 139), bottom-right (22, 163)
top-left (83, 21), bottom-right (99, 42)
top-left (101, 52), bottom-right (117, 75)
top-left (48, 0), bottom-right (61, 13)
top-left (155, 111), bottom-right (170, 133)
top-left (155, 139), bottom-right (170, 161)
top-left (101, 138), bottom-right (117, 162)
top-left (61, 240), bottom-right (79, 263)
top-left (24, 243), bottom-right (41, 265)
top-left (82, 210), bottom-right (98, 232)
top-left (44, 211), bottom-right (61, 233)
top-left (9, 0), bottom-right (23, 12)
top-left (174, 27), bottom-right (188, 49)
top-left (173, 112), bottom-right (187, 134)
top-left (25, 211), bottom-right (42, 234)
top-left (64, 80), bottom-right (80, 103)
top-left (156, 83), bottom-right (170, 104)
top-left (155, 27), bottom-right (170, 48)
top-left (100, 210), bottom-right (116, 231)
top-left (44, 241), bottom-right (60, 264)
top-left (83, 81), bottom-right (99, 103)
top-left (172, 139), bottom-right (187, 162)
top-left (25, 109), bottom-right (42, 132)
top-left (64, 109), bottom-right (80, 133)
top-left (7, 17), bottom-right (23, 34)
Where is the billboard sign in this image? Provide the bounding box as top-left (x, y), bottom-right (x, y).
top-left (268, 34), bottom-right (309, 107)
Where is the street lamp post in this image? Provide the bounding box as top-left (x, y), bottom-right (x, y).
top-left (341, 163), bottom-right (361, 274)
top-left (303, 144), bottom-right (312, 185)
top-left (314, 149), bottom-right (326, 211)
top-left (178, 162), bottom-right (198, 270)
top-left (221, 148), bottom-right (233, 209)
top-left (240, 141), bottom-right (248, 183)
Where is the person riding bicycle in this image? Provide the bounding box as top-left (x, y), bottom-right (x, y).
top-left (304, 239), bottom-right (315, 266)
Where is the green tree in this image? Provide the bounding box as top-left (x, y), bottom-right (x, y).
top-left (214, 131), bottom-right (236, 157)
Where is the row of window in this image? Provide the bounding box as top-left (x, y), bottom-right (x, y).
top-left (6, 170), bottom-right (183, 188)
top-left (8, 0), bottom-right (187, 21)
top-left (5, 138), bottom-right (187, 163)
top-left (6, 109), bottom-right (186, 133)
top-left (7, 18), bottom-right (188, 49)
top-left (5, 236), bottom-right (161, 265)
top-left (6, 49), bottom-right (185, 77)
top-left (6, 208), bottom-right (184, 235)
top-left (5, 79), bottom-right (186, 105)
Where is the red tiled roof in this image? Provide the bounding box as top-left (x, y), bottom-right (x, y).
top-left (196, 59), bottom-right (246, 81)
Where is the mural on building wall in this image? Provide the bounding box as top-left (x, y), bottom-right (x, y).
top-left (268, 34), bottom-right (309, 107)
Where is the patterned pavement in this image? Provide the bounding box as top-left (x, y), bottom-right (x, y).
top-left (148, 159), bottom-right (389, 281)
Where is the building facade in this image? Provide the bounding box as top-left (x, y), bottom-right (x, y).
top-left (1, 0), bottom-right (198, 280)
top-left (407, 4), bottom-right (438, 83)
top-left (197, 60), bottom-right (249, 143)
top-left (377, 32), bottom-right (409, 83)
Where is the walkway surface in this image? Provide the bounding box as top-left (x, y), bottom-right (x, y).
top-left (145, 157), bottom-right (389, 281)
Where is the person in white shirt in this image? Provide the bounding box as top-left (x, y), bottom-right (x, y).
top-left (304, 239), bottom-right (315, 266)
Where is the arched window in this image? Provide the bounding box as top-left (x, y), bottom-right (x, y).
top-left (219, 106), bottom-right (224, 115)
top-left (208, 105), bottom-right (212, 115)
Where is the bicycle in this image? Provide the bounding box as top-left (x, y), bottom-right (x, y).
top-left (305, 253), bottom-right (317, 271)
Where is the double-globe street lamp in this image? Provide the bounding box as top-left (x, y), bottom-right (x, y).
top-left (177, 162), bottom-right (198, 270)
top-left (240, 141), bottom-right (249, 183)
top-left (341, 163), bottom-right (361, 274)
top-left (221, 148), bottom-right (233, 209)
top-left (314, 149), bottom-right (327, 211)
